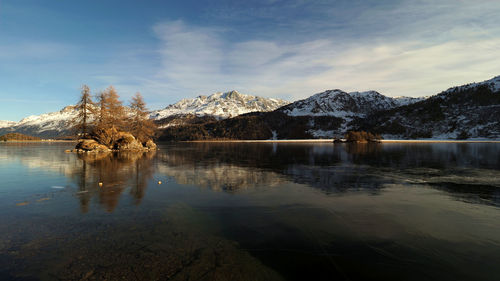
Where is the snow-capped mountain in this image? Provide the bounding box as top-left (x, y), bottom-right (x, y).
top-left (359, 75), bottom-right (500, 139)
top-left (279, 90), bottom-right (422, 118)
top-left (0, 91), bottom-right (290, 138)
top-left (0, 106), bottom-right (78, 138)
top-left (151, 90), bottom-right (289, 120)
top-left (443, 75), bottom-right (500, 94)
top-left (160, 75), bottom-right (500, 140)
top-left (2, 76), bottom-right (499, 140)
top-left (0, 120), bottom-right (17, 129)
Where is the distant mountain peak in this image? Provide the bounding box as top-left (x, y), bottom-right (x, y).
top-left (152, 90), bottom-right (289, 120)
top-left (220, 90), bottom-right (242, 99)
top-left (0, 120), bottom-right (17, 129)
top-left (280, 89), bottom-right (421, 118)
top-left (444, 75), bottom-right (500, 94)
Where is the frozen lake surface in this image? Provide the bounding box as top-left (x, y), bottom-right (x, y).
top-left (1, 142), bottom-right (499, 280)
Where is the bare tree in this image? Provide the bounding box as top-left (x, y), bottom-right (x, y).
top-left (72, 85), bottom-right (95, 139)
top-left (129, 92), bottom-right (156, 143)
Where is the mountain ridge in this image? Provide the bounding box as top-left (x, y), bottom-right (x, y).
top-left (279, 89), bottom-right (422, 118)
top-left (151, 90), bottom-right (289, 120)
top-left (1, 76), bottom-right (499, 139)
top-left (0, 91), bottom-right (290, 138)
top-left (159, 75), bottom-right (500, 140)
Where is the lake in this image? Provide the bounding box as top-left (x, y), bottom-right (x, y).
top-left (1, 142), bottom-right (499, 281)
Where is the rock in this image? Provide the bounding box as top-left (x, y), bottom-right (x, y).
top-left (74, 131), bottom-right (154, 152)
top-left (75, 139), bottom-right (111, 152)
top-left (144, 140), bottom-right (157, 150)
top-left (113, 133), bottom-right (143, 151)
top-left (92, 127), bottom-right (119, 148)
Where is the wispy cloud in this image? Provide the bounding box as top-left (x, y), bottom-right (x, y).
top-left (1, 0), bottom-right (499, 121)
top-left (151, 14), bottom-right (500, 100)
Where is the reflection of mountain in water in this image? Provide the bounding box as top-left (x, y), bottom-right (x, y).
top-left (71, 151), bottom-right (156, 212)
top-left (2, 142), bottom-right (499, 208)
top-left (0, 142), bottom-right (80, 176)
top-left (157, 143), bottom-right (386, 194)
top-left (158, 162), bottom-right (286, 192)
top-left (157, 142), bottom-right (500, 206)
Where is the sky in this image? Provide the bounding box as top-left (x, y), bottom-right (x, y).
top-left (0, 0), bottom-right (499, 121)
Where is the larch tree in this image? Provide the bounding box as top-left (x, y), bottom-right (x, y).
top-left (73, 84), bottom-right (157, 151)
top-left (95, 91), bottom-right (107, 130)
top-left (91, 86), bottom-right (128, 147)
top-left (129, 92), bottom-right (156, 143)
top-left (105, 86), bottom-right (127, 131)
top-left (72, 85), bottom-right (95, 139)
top-left (94, 86), bottom-right (126, 131)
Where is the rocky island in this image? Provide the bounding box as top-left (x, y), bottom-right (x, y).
top-left (70, 85), bottom-right (157, 153)
top-left (74, 130), bottom-right (156, 153)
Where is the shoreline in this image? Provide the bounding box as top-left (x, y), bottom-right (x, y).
top-left (0, 140), bottom-right (75, 143)
top-left (184, 139), bottom-right (500, 143)
top-left (2, 139), bottom-right (499, 144)
top-left (380, 139), bottom-right (500, 143)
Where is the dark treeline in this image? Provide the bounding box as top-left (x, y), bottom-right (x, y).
top-left (158, 111), bottom-right (344, 141)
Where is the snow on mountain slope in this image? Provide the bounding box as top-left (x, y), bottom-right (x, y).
top-left (0, 91), bottom-right (289, 137)
top-left (0, 120), bottom-right (17, 129)
top-left (280, 90), bottom-right (421, 118)
top-left (358, 76), bottom-right (500, 139)
top-left (443, 75), bottom-right (500, 94)
top-left (16, 105), bottom-right (77, 129)
top-left (151, 90), bottom-right (289, 120)
top-left (0, 106), bottom-right (78, 138)
top-left (393, 96), bottom-right (426, 106)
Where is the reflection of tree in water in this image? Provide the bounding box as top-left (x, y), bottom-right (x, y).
top-left (72, 151), bottom-right (156, 212)
top-left (344, 143), bottom-right (382, 156)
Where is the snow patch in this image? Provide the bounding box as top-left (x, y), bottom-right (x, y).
top-left (0, 120), bottom-right (17, 129)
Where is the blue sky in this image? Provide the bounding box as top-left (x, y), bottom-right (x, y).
top-left (1, 0), bottom-right (499, 121)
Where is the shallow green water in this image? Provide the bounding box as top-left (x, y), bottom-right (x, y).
top-left (0, 142), bottom-right (499, 280)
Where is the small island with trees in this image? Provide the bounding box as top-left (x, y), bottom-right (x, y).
top-left (71, 85), bottom-right (157, 153)
top-left (0, 133), bottom-right (42, 142)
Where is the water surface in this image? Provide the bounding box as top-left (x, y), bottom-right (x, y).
top-left (1, 142), bottom-right (499, 280)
